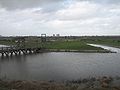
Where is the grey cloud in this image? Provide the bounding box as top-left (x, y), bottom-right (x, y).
top-left (0, 0), bottom-right (120, 36)
top-left (0, 0), bottom-right (64, 12)
top-left (0, 0), bottom-right (119, 12)
top-left (76, 0), bottom-right (120, 4)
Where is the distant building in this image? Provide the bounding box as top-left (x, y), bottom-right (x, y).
top-left (53, 34), bottom-right (55, 37)
top-left (52, 34), bottom-right (60, 37)
top-left (41, 34), bottom-right (47, 42)
top-left (56, 34), bottom-right (60, 37)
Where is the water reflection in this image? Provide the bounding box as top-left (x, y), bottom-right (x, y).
top-left (0, 55), bottom-right (30, 80)
top-left (1, 55), bottom-right (25, 62)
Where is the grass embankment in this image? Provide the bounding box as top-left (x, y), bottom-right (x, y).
top-left (42, 41), bottom-right (110, 52)
top-left (0, 40), bottom-right (110, 52)
top-left (0, 40), bottom-right (15, 46)
top-left (44, 41), bottom-right (103, 50)
top-left (0, 40), bottom-right (41, 48)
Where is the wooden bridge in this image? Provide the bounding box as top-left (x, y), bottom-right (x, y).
top-left (0, 34), bottom-right (48, 57)
top-left (0, 46), bottom-right (42, 57)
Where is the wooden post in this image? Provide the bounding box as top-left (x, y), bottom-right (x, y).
top-left (2, 52), bottom-right (4, 57)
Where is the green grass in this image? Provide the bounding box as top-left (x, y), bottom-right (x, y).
top-left (43, 41), bottom-right (103, 50)
top-left (0, 40), bottom-right (15, 46)
top-left (0, 40), bottom-right (104, 50)
top-left (2, 38), bottom-right (118, 50)
top-left (0, 40), bottom-right (41, 48)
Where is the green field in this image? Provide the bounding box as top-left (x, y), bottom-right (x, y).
top-left (43, 41), bottom-right (103, 50)
top-left (0, 39), bottom-right (104, 51)
top-left (0, 36), bottom-right (119, 51)
top-left (0, 39), bottom-right (41, 48)
top-left (0, 40), bottom-right (15, 46)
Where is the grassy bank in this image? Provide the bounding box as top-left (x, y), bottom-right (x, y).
top-left (0, 40), bottom-right (103, 50)
top-left (0, 40), bottom-right (107, 52)
top-left (0, 38), bottom-right (117, 53)
top-left (0, 40), bottom-right (15, 46)
top-left (43, 41), bottom-right (111, 53)
top-left (0, 36), bottom-right (120, 49)
top-left (43, 41), bottom-right (103, 50)
top-left (0, 76), bottom-right (120, 90)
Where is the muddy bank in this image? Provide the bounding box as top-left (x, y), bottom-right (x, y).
top-left (44, 49), bottom-right (113, 53)
top-left (0, 76), bottom-right (120, 90)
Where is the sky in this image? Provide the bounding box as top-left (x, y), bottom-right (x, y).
top-left (0, 0), bottom-right (120, 36)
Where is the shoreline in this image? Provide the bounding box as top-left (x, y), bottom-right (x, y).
top-left (0, 43), bottom-right (117, 54)
top-left (44, 49), bottom-right (114, 53)
top-left (0, 76), bottom-right (120, 90)
top-left (0, 48), bottom-right (115, 58)
top-left (0, 49), bottom-right (114, 58)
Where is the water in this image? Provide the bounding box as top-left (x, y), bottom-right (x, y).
top-left (0, 45), bottom-right (120, 81)
top-left (0, 52), bottom-right (120, 81)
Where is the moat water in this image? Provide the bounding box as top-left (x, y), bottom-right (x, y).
top-left (0, 45), bottom-right (120, 81)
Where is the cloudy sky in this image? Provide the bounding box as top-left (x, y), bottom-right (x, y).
top-left (0, 0), bottom-right (120, 36)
